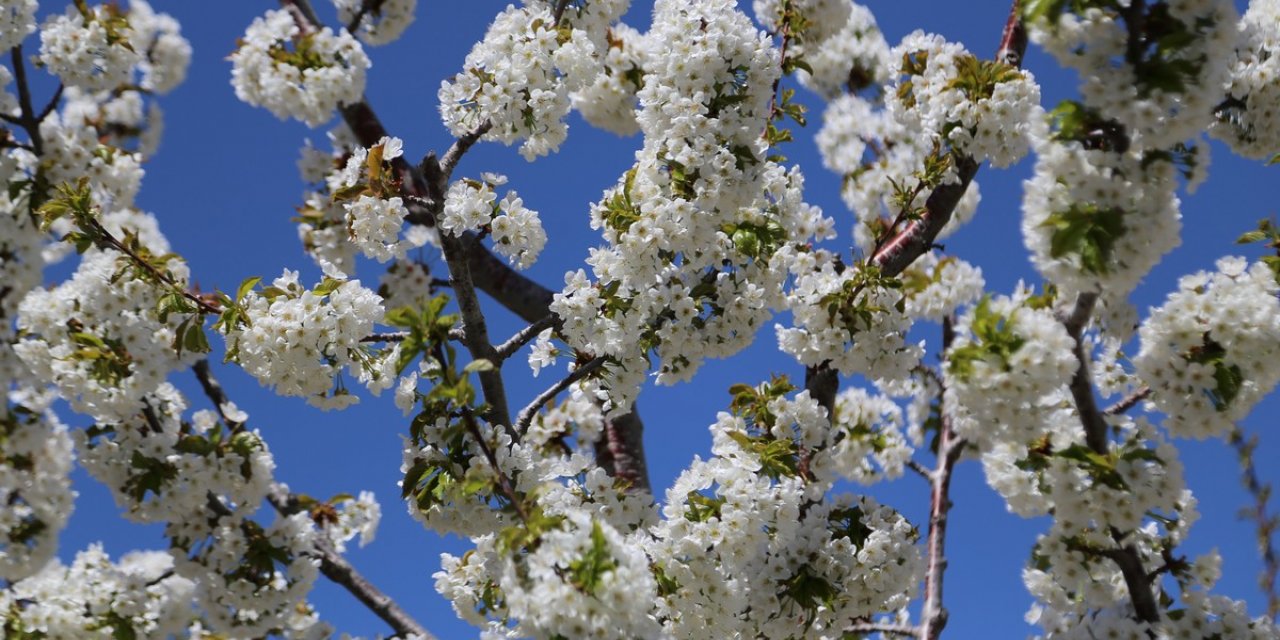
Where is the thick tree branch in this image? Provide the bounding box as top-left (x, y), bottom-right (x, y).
top-left (594, 408), bottom-right (651, 493)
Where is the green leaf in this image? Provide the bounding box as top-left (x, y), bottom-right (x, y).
top-left (463, 359), bottom-right (495, 374)
top-left (567, 520), bottom-right (617, 595)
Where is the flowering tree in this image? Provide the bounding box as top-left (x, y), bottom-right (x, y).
top-left (2, 0), bottom-right (1280, 638)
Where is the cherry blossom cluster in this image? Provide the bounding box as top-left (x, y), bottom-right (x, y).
top-left (15, 213), bottom-right (200, 421)
top-left (231, 9), bottom-right (371, 127)
top-left (328, 136), bottom-right (431, 263)
top-left (944, 291), bottom-right (1077, 449)
top-left (0, 0), bottom-right (36, 52)
top-left (38, 3), bottom-right (142, 92)
top-left (551, 0), bottom-right (840, 413)
top-left (1134, 257), bottom-right (1280, 439)
top-left (776, 255), bottom-right (922, 381)
top-left (1021, 136), bottom-right (1183, 298)
top-left (334, 0), bottom-right (417, 45)
top-left (442, 173), bottom-right (546, 269)
top-left (219, 270), bottom-right (392, 409)
top-left (429, 379), bottom-right (921, 638)
top-left (901, 253), bottom-right (986, 323)
top-left (76, 383), bottom-right (273, 536)
top-left (753, 0), bottom-right (852, 45)
top-left (438, 0), bottom-right (630, 160)
top-left (378, 259), bottom-right (435, 311)
top-left (1025, 0), bottom-right (1237, 150)
top-left (0, 391), bottom-right (74, 582)
top-left (1213, 0), bottom-right (1280, 160)
top-left (2, 545), bottom-right (197, 637)
top-left (826, 386), bottom-right (914, 484)
top-left (792, 2), bottom-right (891, 99)
top-left (571, 23), bottom-right (646, 135)
top-left (890, 31), bottom-right (1042, 169)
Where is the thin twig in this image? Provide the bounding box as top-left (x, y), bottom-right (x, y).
top-left (1229, 426), bottom-right (1280, 618)
top-left (192, 360), bottom-right (244, 432)
top-left (1103, 386), bottom-right (1151, 416)
top-left (494, 315), bottom-right (557, 362)
top-left (848, 622), bottom-right (920, 638)
top-left (907, 459), bottom-right (934, 481)
top-left (360, 331), bottom-right (409, 343)
top-left (514, 357), bottom-right (606, 434)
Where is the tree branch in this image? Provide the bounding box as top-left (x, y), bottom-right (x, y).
top-left (514, 356), bottom-right (606, 434)
top-left (1103, 386), bottom-right (1151, 416)
top-left (267, 486), bottom-right (436, 640)
top-left (494, 314), bottom-right (557, 362)
top-left (848, 622), bottom-right (920, 638)
top-left (919, 316), bottom-right (966, 640)
top-left (594, 407), bottom-right (652, 493)
top-left (1058, 292), bottom-right (1161, 624)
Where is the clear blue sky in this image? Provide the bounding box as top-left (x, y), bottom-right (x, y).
top-left (45, 1), bottom-right (1279, 637)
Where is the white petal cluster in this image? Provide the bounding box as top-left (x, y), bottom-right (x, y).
top-left (826, 387), bottom-right (913, 483)
top-left (38, 5), bottom-right (141, 92)
top-left (439, 0), bottom-right (630, 160)
top-left (76, 383), bottom-right (274, 534)
top-left (0, 396), bottom-right (75, 582)
top-left (442, 173), bottom-right (546, 269)
top-left (890, 31), bottom-right (1042, 168)
top-left (902, 253), bottom-right (985, 322)
top-left (3, 546), bottom-right (197, 637)
top-left (345, 194), bottom-right (410, 262)
top-left (497, 513), bottom-right (661, 639)
top-left (0, 153), bottom-right (44, 389)
top-left (1022, 138), bottom-right (1182, 297)
top-left (15, 214), bottom-right (196, 421)
top-left (231, 9), bottom-right (371, 127)
top-left (793, 2), bottom-right (891, 98)
top-left (753, 0), bottom-right (852, 47)
top-left (61, 87), bottom-right (166, 159)
top-left (0, 0), bottom-right (36, 52)
top-left (944, 293), bottom-right (1077, 449)
top-left (175, 512), bottom-right (320, 637)
top-left (322, 490), bottom-right (381, 553)
top-left (1212, 0), bottom-right (1280, 159)
top-left (1134, 257), bottom-right (1280, 439)
top-left (571, 23), bottom-right (646, 136)
top-left (777, 256), bottom-right (922, 381)
top-left (39, 112), bottom-right (145, 209)
top-left (648, 406), bottom-right (921, 638)
top-left (334, 0), bottom-right (416, 45)
top-left (128, 0), bottom-right (193, 95)
top-left (1026, 0), bottom-right (1237, 149)
top-left (378, 259), bottom-right (433, 310)
top-left (222, 271), bottom-right (387, 409)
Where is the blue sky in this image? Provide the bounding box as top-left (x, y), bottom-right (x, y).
top-left (42, 1), bottom-right (1280, 638)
